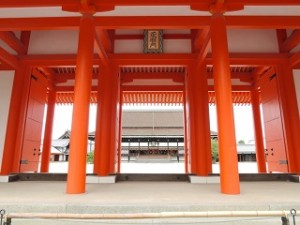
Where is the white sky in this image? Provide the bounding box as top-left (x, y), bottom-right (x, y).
top-left (50, 104), bottom-right (255, 143)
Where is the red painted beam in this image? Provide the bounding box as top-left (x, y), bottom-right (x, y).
top-left (207, 71), bottom-right (253, 79)
top-left (289, 51), bottom-right (300, 68)
top-left (95, 29), bottom-right (112, 53)
top-left (0, 31), bottom-right (26, 54)
top-left (276, 29), bottom-right (288, 53)
top-left (193, 29), bottom-right (210, 52)
top-left (1, 0), bottom-right (300, 8)
top-left (94, 29), bottom-right (109, 67)
top-left (281, 30), bottom-right (300, 52)
top-left (0, 46), bottom-right (19, 68)
top-left (121, 72), bottom-right (184, 83)
top-left (19, 54), bottom-right (101, 66)
top-left (111, 53), bottom-right (196, 66)
top-left (1, 16), bottom-right (300, 31)
top-left (53, 72), bottom-right (98, 83)
top-left (55, 86), bottom-right (98, 92)
top-left (114, 33), bottom-right (192, 40)
top-left (206, 53), bottom-right (288, 66)
top-left (18, 53), bottom-right (290, 67)
top-left (121, 85), bottom-right (184, 92)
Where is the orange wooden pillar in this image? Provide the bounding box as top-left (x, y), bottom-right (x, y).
top-left (1, 64), bottom-right (31, 174)
top-left (250, 87), bottom-right (267, 173)
top-left (66, 13), bottom-right (95, 194)
top-left (210, 13), bottom-right (240, 194)
top-left (185, 67), bottom-right (197, 174)
top-left (276, 64), bottom-right (300, 173)
top-left (183, 89), bottom-right (189, 174)
top-left (109, 67), bottom-right (120, 174)
top-left (40, 89), bottom-right (56, 173)
top-left (117, 90), bottom-right (123, 173)
top-left (94, 66), bottom-right (110, 176)
top-left (94, 66), bottom-right (120, 175)
top-left (186, 64), bottom-right (211, 176)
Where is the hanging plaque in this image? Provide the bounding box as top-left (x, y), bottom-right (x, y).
top-left (143, 30), bottom-right (163, 53)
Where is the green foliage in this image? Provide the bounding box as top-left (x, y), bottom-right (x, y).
top-left (211, 139), bottom-right (219, 162)
top-left (87, 151), bottom-right (94, 164)
top-left (238, 140), bottom-right (245, 144)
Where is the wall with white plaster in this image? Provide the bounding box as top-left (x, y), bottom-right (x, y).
top-left (0, 71), bottom-right (14, 169)
top-left (293, 70), bottom-right (300, 115)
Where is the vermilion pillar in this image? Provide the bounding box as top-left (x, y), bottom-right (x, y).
top-left (66, 14), bottom-right (95, 194)
top-left (117, 91), bottom-right (123, 173)
top-left (276, 64), bottom-right (300, 173)
top-left (94, 67), bottom-right (110, 175)
top-left (109, 68), bottom-right (120, 174)
top-left (1, 64), bottom-right (31, 174)
top-left (210, 13), bottom-right (240, 194)
top-left (185, 68), bottom-right (197, 173)
top-left (250, 87), bottom-right (267, 173)
top-left (94, 66), bottom-right (120, 175)
top-left (40, 89), bottom-right (56, 173)
top-left (187, 64), bottom-right (211, 176)
top-left (183, 89), bottom-right (189, 174)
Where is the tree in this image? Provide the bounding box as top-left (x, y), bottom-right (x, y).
top-left (238, 140), bottom-right (245, 144)
top-left (87, 151), bottom-right (94, 164)
top-left (211, 139), bottom-right (219, 163)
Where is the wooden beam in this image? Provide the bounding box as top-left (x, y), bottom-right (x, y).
top-left (1, 16), bottom-right (300, 31)
top-left (276, 29), bottom-right (287, 53)
top-left (114, 33), bottom-right (192, 40)
top-left (20, 31), bottom-right (31, 54)
top-left (55, 85), bottom-right (98, 92)
top-left (193, 29), bottom-right (210, 52)
top-left (289, 51), bottom-right (300, 68)
top-left (94, 29), bottom-right (109, 67)
top-left (207, 71), bottom-right (253, 79)
top-left (281, 30), bottom-right (300, 52)
top-left (121, 85), bottom-right (184, 92)
top-left (0, 31), bottom-right (26, 54)
top-left (1, 0), bottom-right (300, 8)
top-left (95, 29), bottom-right (112, 53)
top-left (19, 52), bottom-right (290, 67)
top-left (0, 46), bottom-right (19, 68)
top-left (53, 72), bottom-right (98, 83)
top-left (19, 54), bottom-right (101, 66)
top-left (111, 53), bottom-right (195, 66)
top-left (196, 30), bottom-right (211, 65)
top-left (121, 72), bottom-right (184, 83)
top-left (208, 85), bottom-right (252, 91)
top-left (206, 53), bottom-right (288, 66)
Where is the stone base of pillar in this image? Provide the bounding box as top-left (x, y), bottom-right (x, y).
top-left (189, 176), bottom-right (220, 184)
top-left (86, 175), bottom-right (116, 184)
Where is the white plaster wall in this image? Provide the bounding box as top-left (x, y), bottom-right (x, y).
top-left (293, 70), bottom-right (300, 115)
top-left (28, 30), bottom-right (79, 54)
top-left (0, 71), bottom-right (14, 169)
top-left (227, 29), bottom-right (279, 53)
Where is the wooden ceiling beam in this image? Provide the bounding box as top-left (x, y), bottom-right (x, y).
top-left (94, 29), bottom-right (109, 67)
top-left (0, 31), bottom-right (26, 54)
top-left (1, 16), bottom-right (300, 31)
top-left (18, 53), bottom-right (290, 67)
top-left (281, 30), bottom-right (300, 52)
top-left (0, 46), bottom-right (19, 68)
top-left (121, 72), bottom-right (184, 84)
top-left (289, 51), bottom-right (300, 68)
top-left (114, 33), bottom-right (192, 40)
top-left (121, 85), bottom-right (184, 92)
top-left (95, 28), bottom-right (112, 53)
top-left (1, 0), bottom-right (300, 8)
top-left (205, 53), bottom-right (288, 66)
